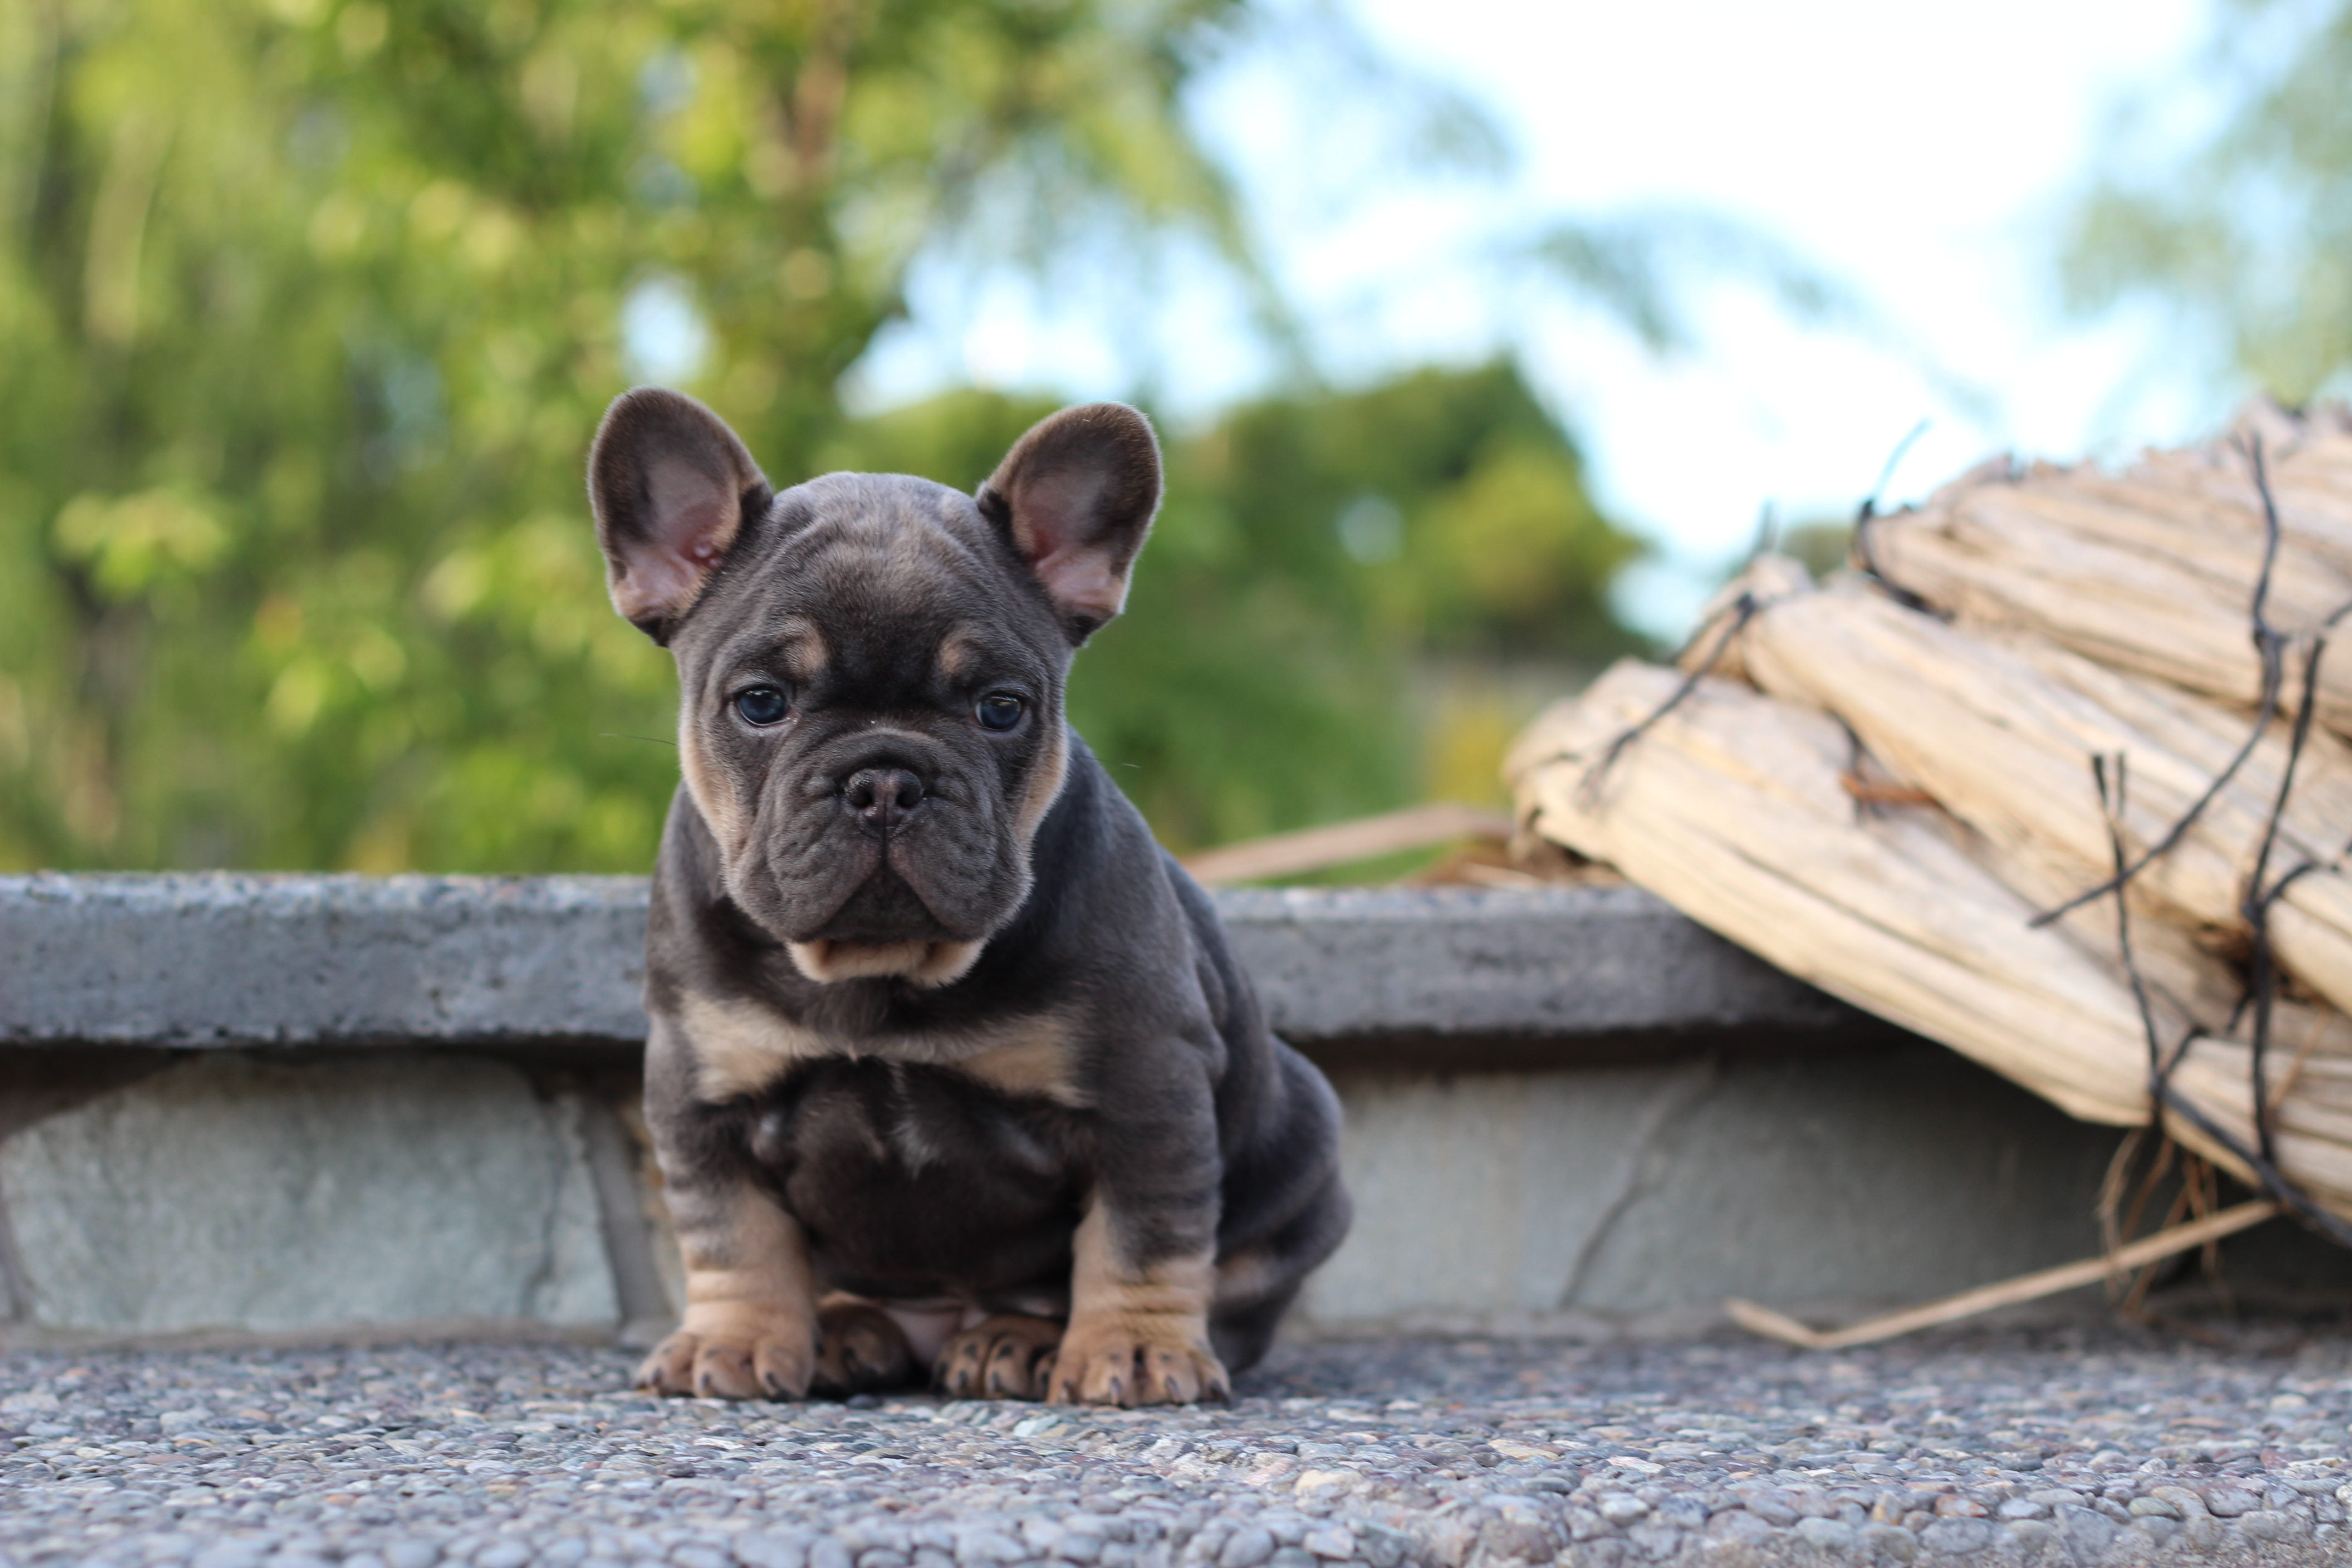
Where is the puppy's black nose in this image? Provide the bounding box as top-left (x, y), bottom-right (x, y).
top-left (843, 767), bottom-right (927, 833)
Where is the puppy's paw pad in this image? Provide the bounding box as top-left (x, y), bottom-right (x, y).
top-left (812, 1303), bottom-right (918, 1397)
top-left (1046, 1324), bottom-right (1227, 1407)
top-left (634, 1323), bottom-right (815, 1401)
top-left (935, 1314), bottom-right (1063, 1401)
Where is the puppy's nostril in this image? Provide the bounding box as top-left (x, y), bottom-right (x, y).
top-left (843, 767), bottom-right (926, 830)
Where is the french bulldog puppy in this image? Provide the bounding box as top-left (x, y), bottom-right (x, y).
top-left (587, 388), bottom-right (1351, 1406)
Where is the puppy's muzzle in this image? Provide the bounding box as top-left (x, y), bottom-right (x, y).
top-left (843, 766), bottom-right (927, 837)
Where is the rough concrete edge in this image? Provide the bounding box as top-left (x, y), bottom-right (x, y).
top-left (0, 874), bottom-right (1850, 1048)
top-left (0, 1315), bottom-right (628, 1353)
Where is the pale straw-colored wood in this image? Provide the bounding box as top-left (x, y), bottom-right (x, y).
top-left (1726, 1199), bottom-right (2282, 1350)
top-left (1511, 663), bottom-right (2158, 1128)
top-left (1506, 659), bottom-right (2352, 1217)
top-left (1719, 571), bottom-right (2352, 1022)
top-left (1506, 410), bottom-right (2352, 1339)
top-left (1181, 802), bottom-right (1512, 885)
top-left (1864, 415), bottom-right (2352, 735)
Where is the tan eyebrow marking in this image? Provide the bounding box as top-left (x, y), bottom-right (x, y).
top-left (936, 627), bottom-right (981, 684)
top-left (775, 617), bottom-right (829, 684)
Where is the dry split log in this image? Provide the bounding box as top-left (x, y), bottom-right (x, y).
top-left (1712, 569), bottom-right (2352, 1019)
top-left (1863, 415), bottom-right (2352, 735)
top-left (1507, 659), bottom-right (2352, 1216)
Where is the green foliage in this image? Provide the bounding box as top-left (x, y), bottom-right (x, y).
top-left (2058, 0), bottom-right (2352, 402)
top-left (0, 0), bottom-right (1254, 871)
top-left (0, 0), bottom-right (1642, 871)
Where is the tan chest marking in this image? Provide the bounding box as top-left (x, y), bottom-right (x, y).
top-left (681, 994), bottom-right (831, 1102)
top-left (681, 994), bottom-right (1083, 1106)
top-left (944, 1019), bottom-right (1087, 1107)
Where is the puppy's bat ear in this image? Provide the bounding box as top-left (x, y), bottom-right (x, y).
top-left (587, 387), bottom-right (771, 643)
top-left (978, 402), bottom-right (1162, 645)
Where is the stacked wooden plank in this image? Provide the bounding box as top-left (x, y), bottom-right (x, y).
top-left (1509, 402), bottom-right (2352, 1228)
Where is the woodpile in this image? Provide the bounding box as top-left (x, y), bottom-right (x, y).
top-left (1506, 401), bottom-right (2352, 1340)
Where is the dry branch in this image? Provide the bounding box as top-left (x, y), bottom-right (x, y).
top-left (1865, 430), bottom-right (2352, 734)
top-left (1725, 1199), bottom-right (2282, 1350)
top-left (1180, 801), bottom-right (1512, 886)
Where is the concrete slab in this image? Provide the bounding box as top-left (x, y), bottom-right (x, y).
top-left (0, 875), bottom-right (1851, 1048)
top-left (0, 873), bottom-right (649, 1047)
top-left (0, 1053), bottom-right (619, 1338)
top-left (1220, 885), bottom-right (1853, 1040)
top-left (1297, 1043), bottom-right (2124, 1334)
top-left (1, 872), bottom-right (2335, 1347)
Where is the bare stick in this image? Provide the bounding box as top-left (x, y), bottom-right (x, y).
top-left (1726, 1198), bottom-right (2281, 1351)
top-left (1181, 802), bottom-right (1513, 886)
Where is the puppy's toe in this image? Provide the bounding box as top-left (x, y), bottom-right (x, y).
top-left (636, 1311), bottom-right (816, 1402)
top-left (936, 1315), bottom-right (1063, 1400)
top-left (1047, 1322), bottom-right (1227, 1407)
top-left (811, 1302), bottom-right (919, 1397)
top-left (695, 1339), bottom-right (764, 1400)
top-left (1139, 1344), bottom-right (1229, 1405)
top-left (634, 1331), bottom-right (699, 1396)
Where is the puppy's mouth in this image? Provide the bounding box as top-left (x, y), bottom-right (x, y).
top-left (782, 855), bottom-right (988, 989)
top-left (805, 858), bottom-right (959, 945)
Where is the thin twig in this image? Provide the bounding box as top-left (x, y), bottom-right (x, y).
top-left (1578, 593), bottom-right (1758, 805)
top-left (2030, 438), bottom-right (2293, 927)
top-left (1850, 419), bottom-right (1938, 612)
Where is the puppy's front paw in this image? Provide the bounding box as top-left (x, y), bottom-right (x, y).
top-left (811, 1301), bottom-right (918, 1397)
top-left (634, 1308), bottom-right (816, 1401)
top-left (936, 1314), bottom-right (1063, 1400)
top-left (1046, 1317), bottom-right (1229, 1407)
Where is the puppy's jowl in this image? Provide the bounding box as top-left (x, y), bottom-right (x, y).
top-left (587, 390), bottom-right (1351, 1406)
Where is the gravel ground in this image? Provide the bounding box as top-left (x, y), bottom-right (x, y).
top-left (10, 1323), bottom-right (2352, 1568)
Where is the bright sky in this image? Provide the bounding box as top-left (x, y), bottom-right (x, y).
top-left (849, 0), bottom-right (2231, 640)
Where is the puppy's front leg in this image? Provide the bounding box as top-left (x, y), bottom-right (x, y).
top-left (1049, 1100), bottom-right (1232, 1420)
top-left (635, 1178), bottom-right (821, 1401)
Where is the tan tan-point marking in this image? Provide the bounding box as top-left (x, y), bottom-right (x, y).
top-left (1050, 1194), bottom-right (1223, 1406)
top-left (774, 617), bottom-right (830, 684)
top-left (678, 701), bottom-right (747, 857)
top-left (946, 1015), bottom-right (1087, 1107)
top-left (680, 993), bottom-right (831, 1101)
top-left (1015, 724), bottom-right (1071, 848)
top-left (936, 627), bottom-right (981, 684)
top-left (635, 1185), bottom-right (820, 1399)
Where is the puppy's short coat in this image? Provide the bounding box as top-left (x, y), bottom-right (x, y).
top-left (587, 390), bottom-right (1350, 1405)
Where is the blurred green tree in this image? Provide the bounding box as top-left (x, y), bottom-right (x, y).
top-left (0, 0), bottom-right (1268, 870)
top-left (0, 0), bottom-right (1640, 871)
top-left (2058, 0), bottom-right (2352, 402)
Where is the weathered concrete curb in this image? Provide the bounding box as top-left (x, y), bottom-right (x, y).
top-left (0, 875), bottom-right (1854, 1047)
top-left (4, 874), bottom-right (2340, 1347)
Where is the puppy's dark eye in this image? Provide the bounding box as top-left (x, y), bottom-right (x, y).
top-left (734, 686), bottom-right (791, 726)
top-left (975, 693), bottom-right (1024, 732)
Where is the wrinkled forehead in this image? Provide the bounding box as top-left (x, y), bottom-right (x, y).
top-left (676, 470), bottom-right (1054, 671)
top-left (779, 471), bottom-right (1000, 615)
top-left (793, 470), bottom-right (978, 549)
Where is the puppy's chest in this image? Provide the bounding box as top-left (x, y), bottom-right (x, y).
top-left (745, 1056), bottom-right (1087, 1194)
